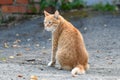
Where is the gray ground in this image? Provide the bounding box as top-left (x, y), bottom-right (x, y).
top-left (0, 12), bottom-right (120, 80)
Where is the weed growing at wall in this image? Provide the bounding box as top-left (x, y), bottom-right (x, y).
top-left (92, 2), bottom-right (116, 11)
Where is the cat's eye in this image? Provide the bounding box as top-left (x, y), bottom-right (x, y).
top-left (48, 21), bottom-right (52, 24)
top-left (44, 20), bottom-right (52, 24)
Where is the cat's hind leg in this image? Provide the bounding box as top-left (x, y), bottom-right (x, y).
top-left (56, 50), bottom-right (72, 70)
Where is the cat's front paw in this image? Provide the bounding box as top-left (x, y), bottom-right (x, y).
top-left (47, 61), bottom-right (55, 67)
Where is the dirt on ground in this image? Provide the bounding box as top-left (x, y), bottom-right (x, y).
top-left (0, 11), bottom-right (120, 80)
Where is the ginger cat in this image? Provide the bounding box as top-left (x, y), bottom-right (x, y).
top-left (44, 10), bottom-right (89, 77)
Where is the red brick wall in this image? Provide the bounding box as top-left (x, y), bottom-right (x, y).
top-left (0, 0), bottom-right (40, 13)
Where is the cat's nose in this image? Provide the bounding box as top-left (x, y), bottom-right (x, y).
top-left (45, 24), bottom-right (48, 27)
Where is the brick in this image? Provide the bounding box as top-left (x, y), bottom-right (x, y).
top-left (1, 5), bottom-right (27, 13)
top-left (0, 0), bottom-right (13, 4)
top-left (16, 0), bottom-right (28, 4)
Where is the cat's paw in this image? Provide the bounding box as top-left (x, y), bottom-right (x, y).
top-left (47, 61), bottom-right (55, 67)
top-left (58, 66), bottom-right (62, 70)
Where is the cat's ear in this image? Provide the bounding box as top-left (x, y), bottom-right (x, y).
top-left (54, 10), bottom-right (59, 19)
top-left (44, 10), bottom-right (50, 17)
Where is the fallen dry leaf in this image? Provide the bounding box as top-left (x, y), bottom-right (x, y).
top-left (25, 48), bottom-right (30, 51)
top-left (9, 56), bottom-right (14, 59)
top-left (1, 57), bottom-right (6, 62)
top-left (25, 59), bottom-right (35, 62)
top-left (30, 75), bottom-right (38, 80)
top-left (13, 39), bottom-right (21, 44)
top-left (16, 53), bottom-right (22, 56)
top-left (12, 45), bottom-right (21, 48)
top-left (18, 74), bottom-right (23, 78)
top-left (4, 43), bottom-right (9, 48)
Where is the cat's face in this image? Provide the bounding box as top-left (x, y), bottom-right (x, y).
top-left (44, 11), bottom-right (60, 32)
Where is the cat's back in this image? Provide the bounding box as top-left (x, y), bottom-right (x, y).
top-left (58, 20), bottom-right (84, 48)
top-left (62, 19), bottom-right (82, 39)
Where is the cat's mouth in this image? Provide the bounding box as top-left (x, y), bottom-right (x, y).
top-left (45, 28), bottom-right (51, 31)
top-left (45, 27), bottom-right (55, 32)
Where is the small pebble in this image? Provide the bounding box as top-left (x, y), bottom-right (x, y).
top-left (36, 44), bottom-right (40, 47)
top-left (108, 62), bottom-right (112, 65)
top-left (84, 27), bottom-right (87, 31)
top-left (27, 39), bottom-right (31, 41)
top-left (97, 50), bottom-right (100, 53)
top-left (48, 38), bottom-right (51, 41)
top-left (104, 24), bottom-right (107, 27)
top-left (16, 34), bottom-right (19, 36)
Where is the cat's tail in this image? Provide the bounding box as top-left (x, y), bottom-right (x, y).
top-left (71, 64), bottom-right (89, 77)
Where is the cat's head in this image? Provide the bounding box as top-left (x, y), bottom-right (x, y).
top-left (44, 10), bottom-right (60, 32)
